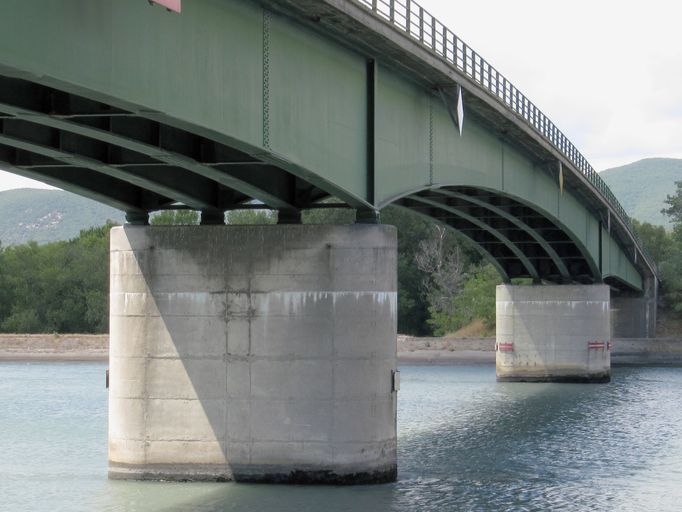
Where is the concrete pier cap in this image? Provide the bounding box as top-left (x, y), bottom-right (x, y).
top-left (496, 284), bottom-right (611, 383)
top-left (108, 224), bottom-right (398, 484)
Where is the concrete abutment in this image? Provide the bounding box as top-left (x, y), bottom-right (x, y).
top-left (496, 284), bottom-right (611, 383)
top-left (108, 224), bottom-right (398, 484)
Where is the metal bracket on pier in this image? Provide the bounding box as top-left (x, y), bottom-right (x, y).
top-left (496, 342), bottom-right (514, 352)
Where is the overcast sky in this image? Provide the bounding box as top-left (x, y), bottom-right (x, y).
top-left (423, 0), bottom-right (682, 171)
top-left (0, 0), bottom-right (679, 191)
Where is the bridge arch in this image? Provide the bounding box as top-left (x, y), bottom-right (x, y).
top-left (0, 0), bottom-right (651, 294)
top-left (381, 184), bottom-right (600, 285)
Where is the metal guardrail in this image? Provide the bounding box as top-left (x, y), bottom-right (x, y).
top-left (355, 0), bottom-right (654, 271)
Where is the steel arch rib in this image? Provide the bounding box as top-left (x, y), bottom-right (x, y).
top-left (0, 102), bottom-right (298, 212)
top-left (0, 133), bottom-right (217, 211)
top-left (394, 204), bottom-right (511, 283)
top-left (433, 189), bottom-right (571, 282)
top-left (409, 195), bottom-right (540, 281)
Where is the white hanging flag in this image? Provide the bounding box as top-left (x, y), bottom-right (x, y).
top-left (559, 162), bottom-right (564, 194)
top-left (456, 85), bottom-right (464, 136)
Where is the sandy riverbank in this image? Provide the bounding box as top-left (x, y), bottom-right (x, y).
top-left (0, 334), bottom-right (496, 364)
top-left (2, 334), bottom-right (682, 366)
top-left (397, 335), bottom-right (495, 364)
top-left (0, 334), bottom-right (108, 361)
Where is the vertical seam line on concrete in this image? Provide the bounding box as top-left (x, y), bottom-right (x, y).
top-left (247, 279), bottom-right (254, 464)
top-left (262, 9), bottom-right (271, 150)
top-left (429, 98), bottom-right (433, 185)
top-left (223, 283), bottom-right (229, 467)
top-left (142, 288), bottom-right (150, 464)
top-left (329, 243), bottom-right (337, 466)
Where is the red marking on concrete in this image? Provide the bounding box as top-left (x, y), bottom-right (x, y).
top-left (496, 342), bottom-right (514, 352)
top-left (149, 0), bottom-right (181, 13)
top-left (588, 341), bottom-right (606, 349)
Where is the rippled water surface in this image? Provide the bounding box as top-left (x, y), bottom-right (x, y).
top-left (2, 363), bottom-right (682, 511)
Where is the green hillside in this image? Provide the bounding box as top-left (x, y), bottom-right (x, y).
top-left (0, 189), bottom-right (124, 246)
top-left (601, 158), bottom-right (682, 228)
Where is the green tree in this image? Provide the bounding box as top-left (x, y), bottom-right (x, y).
top-left (226, 209), bottom-right (277, 224)
top-left (0, 221), bottom-right (116, 333)
top-left (427, 263), bottom-right (501, 336)
top-left (383, 206), bottom-right (450, 335)
top-left (302, 205), bottom-right (355, 225)
top-left (663, 181), bottom-right (682, 234)
top-left (659, 249), bottom-right (682, 315)
top-left (632, 219), bottom-right (672, 264)
top-left (656, 184), bottom-right (682, 315)
top-left (150, 210), bottom-right (200, 225)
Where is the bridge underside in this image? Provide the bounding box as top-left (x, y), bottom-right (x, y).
top-left (0, 74), bottom-right (636, 290)
top-left (395, 188), bottom-right (596, 284)
top-left (0, 0), bottom-right (651, 295)
top-left (0, 76), bottom-right (335, 219)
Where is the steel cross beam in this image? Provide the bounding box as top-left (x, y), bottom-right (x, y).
top-left (432, 189), bottom-right (572, 282)
top-left (410, 195), bottom-right (540, 281)
top-left (0, 132), bottom-right (219, 212)
top-left (395, 204), bottom-right (511, 282)
top-left (0, 102), bottom-right (298, 212)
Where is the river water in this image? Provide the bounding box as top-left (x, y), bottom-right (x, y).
top-left (1, 362), bottom-right (681, 511)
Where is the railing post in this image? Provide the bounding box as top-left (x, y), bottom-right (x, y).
top-left (442, 24), bottom-right (448, 58)
top-left (463, 44), bottom-right (469, 75)
top-left (419, 7), bottom-right (424, 42)
top-left (405, 0), bottom-right (411, 35)
top-left (431, 18), bottom-right (436, 50)
top-left (389, 0), bottom-right (395, 23)
top-left (371, 0), bottom-right (377, 12)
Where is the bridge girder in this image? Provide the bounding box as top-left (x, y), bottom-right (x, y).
top-left (394, 186), bottom-right (598, 284)
top-left (0, 0), bottom-right (649, 292)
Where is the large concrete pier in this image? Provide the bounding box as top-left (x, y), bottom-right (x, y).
top-left (496, 284), bottom-right (611, 383)
top-left (108, 224), bottom-right (398, 483)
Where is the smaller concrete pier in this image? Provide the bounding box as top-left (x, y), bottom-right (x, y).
top-left (496, 284), bottom-right (611, 383)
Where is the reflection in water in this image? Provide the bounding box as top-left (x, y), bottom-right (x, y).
top-left (1, 363), bottom-right (682, 511)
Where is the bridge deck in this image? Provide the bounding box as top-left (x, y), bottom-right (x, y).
top-left (0, 0), bottom-right (655, 292)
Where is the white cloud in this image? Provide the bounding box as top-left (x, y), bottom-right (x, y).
top-left (0, 171), bottom-right (54, 192)
top-left (422, 0), bottom-right (682, 171)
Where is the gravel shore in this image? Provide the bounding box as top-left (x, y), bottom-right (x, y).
top-left (2, 334), bottom-right (681, 366)
top-left (397, 335), bottom-right (494, 364)
top-left (0, 334), bottom-right (108, 361)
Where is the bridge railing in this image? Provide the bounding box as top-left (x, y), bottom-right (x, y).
top-left (355, 0), bottom-right (653, 270)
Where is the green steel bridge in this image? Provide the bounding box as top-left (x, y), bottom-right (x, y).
top-left (0, 0), bottom-right (656, 293)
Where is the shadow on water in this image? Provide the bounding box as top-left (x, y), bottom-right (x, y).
top-left (100, 365), bottom-right (682, 512)
top-left (7, 361), bottom-right (682, 511)
top-left (393, 365), bottom-right (682, 511)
